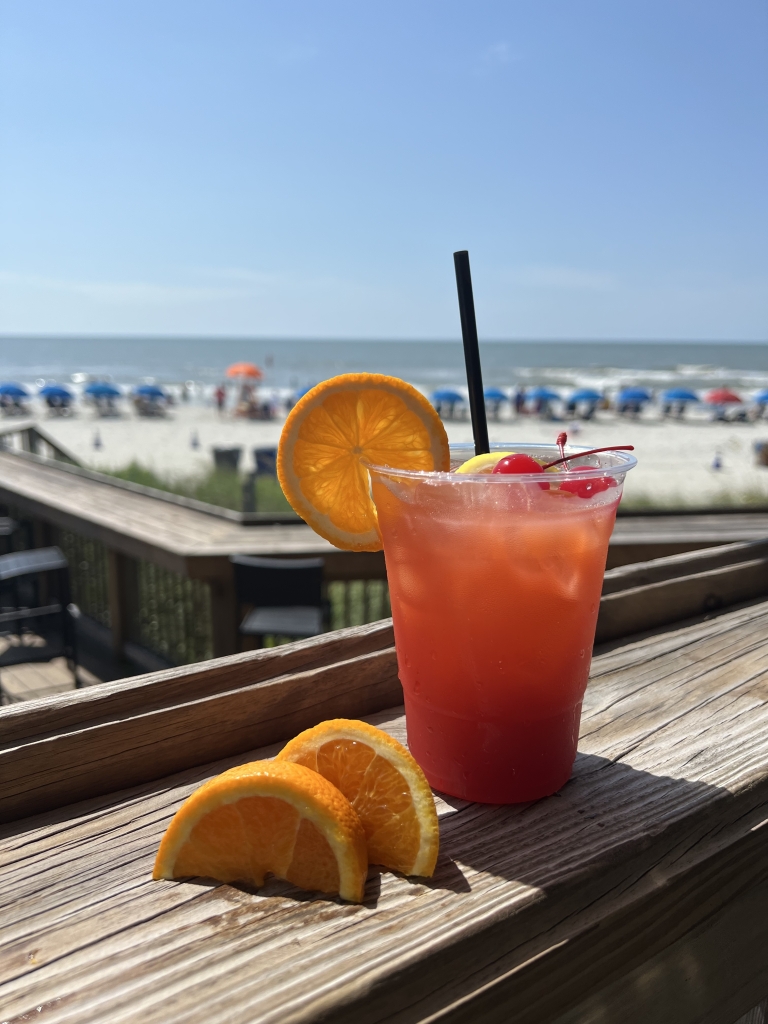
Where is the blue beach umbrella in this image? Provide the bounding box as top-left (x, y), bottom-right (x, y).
top-left (294, 384), bottom-right (317, 401)
top-left (753, 389), bottom-right (768, 405)
top-left (527, 386), bottom-right (560, 401)
top-left (431, 388), bottom-right (465, 405)
top-left (662, 387), bottom-right (699, 403)
top-left (617, 387), bottom-right (651, 404)
top-left (568, 388), bottom-right (602, 404)
top-left (39, 384), bottom-right (73, 401)
top-left (84, 382), bottom-right (121, 398)
top-left (134, 384), bottom-right (166, 399)
top-left (483, 387), bottom-right (508, 403)
top-left (0, 383), bottom-right (28, 398)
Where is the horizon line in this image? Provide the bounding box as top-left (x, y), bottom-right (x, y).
top-left (0, 334), bottom-right (765, 345)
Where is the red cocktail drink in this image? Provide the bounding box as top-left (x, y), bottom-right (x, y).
top-left (369, 444), bottom-right (636, 803)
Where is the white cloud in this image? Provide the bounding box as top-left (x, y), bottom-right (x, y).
top-left (0, 266), bottom-right (765, 340)
top-left (0, 270), bottom-right (243, 306)
top-left (0, 267), bottom-right (424, 336)
top-left (475, 41), bottom-right (519, 74)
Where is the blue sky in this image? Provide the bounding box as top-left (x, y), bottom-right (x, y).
top-left (1, 0), bottom-right (766, 340)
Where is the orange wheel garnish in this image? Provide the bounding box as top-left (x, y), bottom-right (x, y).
top-left (277, 719), bottom-right (439, 877)
top-left (278, 373), bottom-right (449, 551)
top-left (153, 759), bottom-right (368, 902)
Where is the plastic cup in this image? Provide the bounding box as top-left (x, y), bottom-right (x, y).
top-left (368, 443), bottom-right (637, 803)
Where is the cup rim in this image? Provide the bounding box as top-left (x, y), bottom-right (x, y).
top-left (366, 442), bottom-right (638, 481)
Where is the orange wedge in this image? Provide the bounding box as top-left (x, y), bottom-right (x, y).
top-left (153, 759), bottom-right (368, 903)
top-left (277, 719), bottom-right (439, 877)
top-left (278, 373), bottom-right (449, 551)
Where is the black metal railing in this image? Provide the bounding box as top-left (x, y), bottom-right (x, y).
top-left (56, 530), bottom-right (111, 628)
top-left (132, 561), bottom-right (214, 665)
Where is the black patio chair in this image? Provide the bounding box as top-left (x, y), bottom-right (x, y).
top-left (253, 447), bottom-right (277, 476)
top-left (230, 554), bottom-right (327, 646)
top-left (241, 447), bottom-right (278, 513)
top-left (0, 547), bottom-right (79, 689)
top-left (213, 446), bottom-right (242, 472)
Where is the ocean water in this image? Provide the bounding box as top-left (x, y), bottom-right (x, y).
top-left (1, 337), bottom-right (768, 394)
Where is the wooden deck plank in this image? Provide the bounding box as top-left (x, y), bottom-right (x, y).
top-left (611, 512), bottom-right (768, 544)
top-left (608, 512), bottom-right (768, 567)
top-left (0, 657), bottom-right (100, 704)
top-left (1, 604), bottom-right (767, 1023)
top-left (0, 645), bottom-right (402, 823)
top-left (0, 657), bottom-right (75, 703)
top-left (0, 452), bottom-right (331, 568)
top-left (0, 619), bottom-right (394, 744)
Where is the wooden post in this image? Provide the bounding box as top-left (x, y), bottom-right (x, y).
top-left (208, 575), bottom-right (239, 658)
top-left (32, 517), bottom-right (53, 550)
top-left (107, 550), bottom-right (139, 658)
top-left (27, 428), bottom-right (41, 456)
top-left (187, 557), bottom-right (239, 659)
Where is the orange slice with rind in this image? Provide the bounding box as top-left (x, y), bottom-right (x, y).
top-left (278, 373), bottom-right (450, 551)
top-left (153, 759), bottom-right (368, 903)
top-left (277, 719), bottom-right (439, 877)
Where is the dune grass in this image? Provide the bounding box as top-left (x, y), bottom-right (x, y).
top-left (109, 461), bottom-right (293, 514)
top-left (620, 486), bottom-right (768, 511)
top-left (108, 461), bottom-right (768, 515)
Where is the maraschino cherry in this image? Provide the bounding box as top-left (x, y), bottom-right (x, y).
top-left (560, 476), bottom-right (617, 498)
top-left (492, 452), bottom-right (550, 490)
top-left (492, 453), bottom-right (544, 475)
top-left (490, 434), bottom-right (633, 498)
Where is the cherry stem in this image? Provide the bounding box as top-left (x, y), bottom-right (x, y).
top-left (543, 445), bottom-right (635, 470)
top-left (556, 431), bottom-right (569, 471)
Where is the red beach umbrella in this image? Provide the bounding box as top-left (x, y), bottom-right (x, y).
top-left (226, 362), bottom-right (263, 380)
top-left (704, 387), bottom-right (741, 405)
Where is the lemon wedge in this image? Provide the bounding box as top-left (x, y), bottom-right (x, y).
top-left (454, 451), bottom-right (513, 474)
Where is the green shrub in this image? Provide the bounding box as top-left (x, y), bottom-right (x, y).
top-left (620, 487), bottom-right (768, 510)
top-left (109, 462), bottom-right (293, 513)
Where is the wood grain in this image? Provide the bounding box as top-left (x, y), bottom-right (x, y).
top-left (602, 538), bottom-right (768, 595)
top-left (610, 511), bottom-right (768, 547)
top-left (1, 601), bottom-right (768, 1023)
top-left (551, 881), bottom-right (768, 1024)
top-left (0, 451), bottom-right (333, 568)
top-left (607, 511), bottom-right (768, 567)
top-left (596, 556), bottom-right (768, 642)
top-left (0, 646), bottom-right (400, 823)
top-left (0, 618), bottom-right (394, 745)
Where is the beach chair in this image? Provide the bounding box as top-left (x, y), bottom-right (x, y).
top-left (0, 547), bottom-right (78, 699)
top-left (241, 448), bottom-right (279, 513)
top-left (213, 447), bottom-right (242, 472)
top-left (253, 447), bottom-right (277, 476)
top-left (230, 555), bottom-right (327, 647)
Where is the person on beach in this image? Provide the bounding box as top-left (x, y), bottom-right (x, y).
top-left (215, 384), bottom-right (226, 415)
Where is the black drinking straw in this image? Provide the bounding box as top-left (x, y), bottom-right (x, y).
top-left (453, 250), bottom-right (490, 456)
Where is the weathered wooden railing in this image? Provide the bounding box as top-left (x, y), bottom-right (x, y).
top-left (598, 538), bottom-right (768, 642)
top-left (3, 508), bottom-right (389, 669)
top-left (1, 593), bottom-right (767, 1022)
top-left (0, 419), bottom-right (79, 464)
top-left (2, 435), bottom-right (768, 674)
top-left (0, 440), bottom-right (389, 671)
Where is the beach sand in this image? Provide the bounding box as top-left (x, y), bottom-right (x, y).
top-left (30, 399), bottom-right (768, 507)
